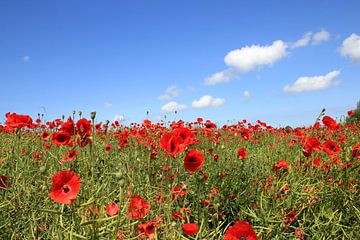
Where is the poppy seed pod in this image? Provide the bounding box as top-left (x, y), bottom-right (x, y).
top-left (90, 111), bottom-right (96, 120)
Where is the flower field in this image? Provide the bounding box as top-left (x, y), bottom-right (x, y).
top-left (1, 112), bottom-right (360, 239)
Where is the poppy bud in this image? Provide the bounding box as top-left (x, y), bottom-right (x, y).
top-left (90, 111), bottom-right (96, 120)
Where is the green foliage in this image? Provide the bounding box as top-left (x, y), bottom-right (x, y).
top-left (1, 119), bottom-right (360, 239)
top-left (346, 100), bottom-right (360, 124)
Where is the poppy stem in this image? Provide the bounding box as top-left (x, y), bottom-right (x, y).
top-left (59, 204), bottom-right (64, 228)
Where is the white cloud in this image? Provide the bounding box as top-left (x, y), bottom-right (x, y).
top-left (242, 90), bottom-right (251, 100)
top-left (22, 56), bottom-right (30, 62)
top-left (224, 40), bottom-right (288, 72)
top-left (161, 101), bottom-right (187, 113)
top-left (312, 30), bottom-right (330, 45)
top-left (284, 70), bottom-right (340, 93)
top-left (340, 33), bottom-right (360, 62)
top-left (204, 40), bottom-right (289, 85)
top-left (204, 69), bottom-right (234, 85)
top-left (158, 85), bottom-right (180, 100)
top-left (104, 101), bottom-right (113, 108)
top-left (192, 95), bottom-right (225, 109)
top-left (291, 32), bottom-right (312, 48)
top-left (113, 114), bottom-right (126, 123)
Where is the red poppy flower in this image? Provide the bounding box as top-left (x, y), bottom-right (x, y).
top-left (61, 117), bottom-right (75, 136)
top-left (52, 131), bottom-right (71, 146)
top-left (323, 140), bottom-right (341, 156)
top-left (351, 143), bottom-right (360, 159)
top-left (272, 160), bottom-right (291, 173)
top-left (171, 185), bottom-right (189, 200)
top-left (128, 195), bottom-right (150, 219)
top-left (295, 228), bottom-right (304, 240)
top-left (76, 118), bottom-right (92, 136)
top-left (32, 151), bottom-right (43, 161)
top-left (237, 148), bottom-right (247, 160)
top-left (138, 221), bottom-right (157, 239)
top-left (182, 223), bottom-right (199, 236)
top-left (303, 137), bottom-right (321, 157)
top-left (48, 170), bottom-right (80, 204)
top-left (184, 149), bottom-right (205, 173)
top-left (172, 211), bottom-right (184, 220)
top-left (173, 127), bottom-right (198, 146)
top-left (106, 202), bottom-right (119, 216)
top-left (0, 175), bottom-right (10, 189)
top-left (322, 116), bottom-right (337, 130)
top-left (77, 135), bottom-right (91, 148)
top-left (224, 220), bottom-right (258, 240)
top-left (312, 157), bottom-right (322, 168)
top-left (60, 150), bottom-right (78, 164)
top-left (5, 112), bottom-right (33, 129)
top-left (105, 143), bottom-right (111, 153)
top-left (348, 110), bottom-right (355, 117)
top-left (76, 118), bottom-right (92, 148)
top-left (42, 131), bottom-right (50, 141)
top-left (160, 132), bottom-right (184, 156)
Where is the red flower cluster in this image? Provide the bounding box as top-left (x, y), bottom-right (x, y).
top-left (5, 112), bottom-right (33, 129)
top-left (160, 127), bottom-right (198, 156)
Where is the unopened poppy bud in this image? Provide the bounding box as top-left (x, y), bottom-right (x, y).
top-left (119, 178), bottom-right (125, 187)
top-left (114, 171), bottom-right (123, 178)
top-left (90, 111), bottom-right (96, 120)
top-left (39, 166), bottom-right (46, 173)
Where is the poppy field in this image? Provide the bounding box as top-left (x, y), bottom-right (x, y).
top-left (1, 112), bottom-right (360, 239)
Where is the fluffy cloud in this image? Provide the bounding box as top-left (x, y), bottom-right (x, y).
top-left (161, 101), bottom-right (187, 113)
top-left (204, 69), bottom-right (234, 85)
top-left (340, 33), bottom-right (360, 62)
top-left (291, 32), bottom-right (312, 48)
top-left (158, 85), bottom-right (180, 100)
top-left (204, 40), bottom-right (288, 85)
top-left (312, 30), bottom-right (330, 45)
top-left (192, 95), bottom-right (225, 109)
top-left (284, 70), bottom-right (340, 93)
top-left (224, 40), bottom-right (288, 72)
top-left (204, 30), bottom-right (331, 85)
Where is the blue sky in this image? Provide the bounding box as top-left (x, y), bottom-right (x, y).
top-left (1, 1), bottom-right (359, 127)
